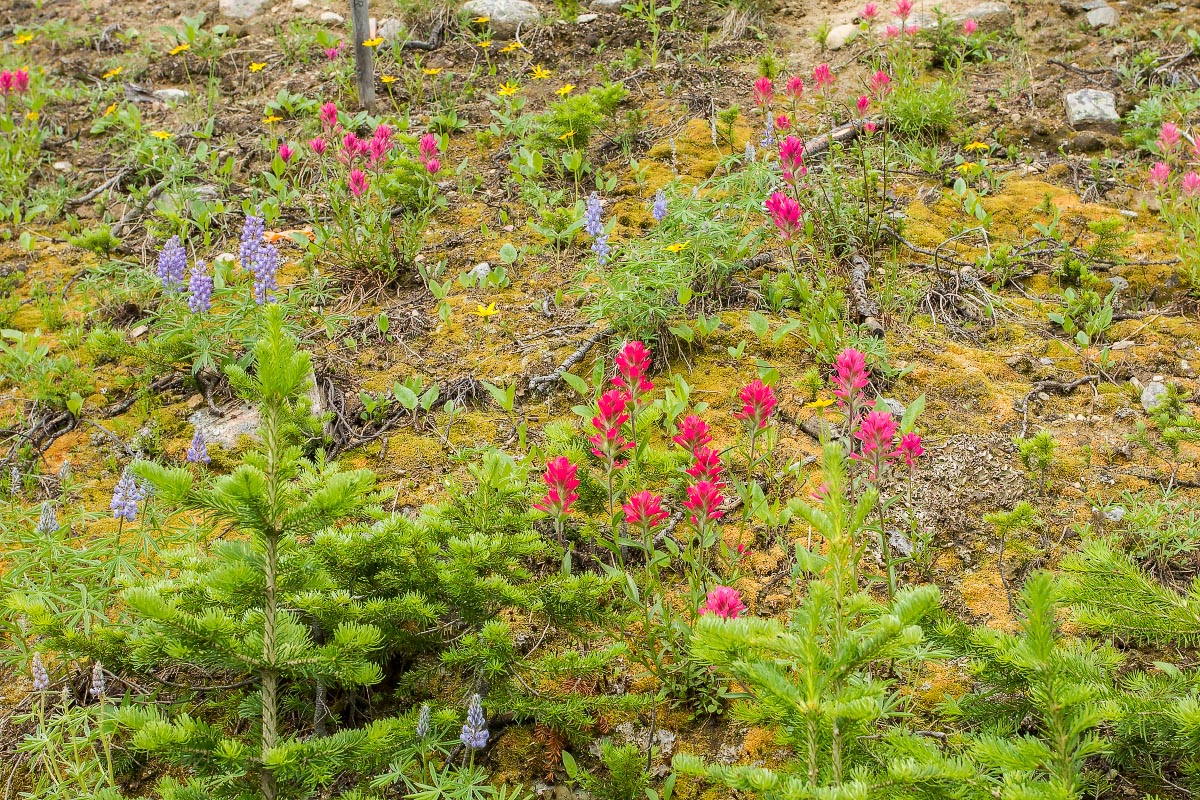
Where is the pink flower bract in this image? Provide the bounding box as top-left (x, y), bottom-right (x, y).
top-left (614, 340), bottom-right (653, 400)
top-left (533, 456), bottom-right (579, 519)
top-left (684, 480), bottom-right (724, 524)
top-left (734, 379), bottom-right (777, 430)
top-left (899, 432), bottom-right (924, 467)
top-left (765, 191), bottom-right (802, 239)
top-left (624, 490), bottom-right (667, 530)
top-left (673, 415), bottom-right (713, 455)
top-left (699, 586), bottom-right (745, 619)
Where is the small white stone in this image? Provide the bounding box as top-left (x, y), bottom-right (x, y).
top-left (1141, 380), bottom-right (1169, 413)
top-left (320, 11), bottom-right (344, 23)
top-left (1086, 5), bottom-right (1119, 26)
top-left (576, 12), bottom-right (598, 22)
top-left (291, 0), bottom-right (311, 9)
top-left (153, 88), bottom-right (190, 103)
top-left (52, 160), bottom-right (72, 172)
top-left (825, 23), bottom-right (859, 50)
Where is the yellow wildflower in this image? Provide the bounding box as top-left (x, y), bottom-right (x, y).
top-left (964, 141), bottom-right (989, 152)
top-left (530, 64), bottom-right (550, 79)
top-left (361, 37), bottom-right (384, 47)
top-left (263, 115), bottom-right (283, 124)
top-left (557, 130), bottom-right (575, 141)
top-left (804, 397), bottom-right (835, 409)
top-left (422, 67), bottom-right (442, 76)
top-left (150, 130), bottom-right (171, 139)
top-left (248, 62), bottom-right (267, 72)
top-left (102, 66), bottom-right (123, 80)
top-left (556, 83), bottom-right (575, 97)
top-left (169, 42), bottom-right (190, 56)
top-left (473, 302), bottom-right (499, 318)
top-left (103, 102), bottom-right (117, 117)
top-left (473, 15), bottom-right (490, 23)
top-left (25, 110), bottom-right (38, 121)
top-left (497, 81), bottom-right (519, 97)
top-left (956, 161), bottom-right (977, 174)
top-left (665, 241), bottom-right (691, 253)
top-left (14, 33), bottom-right (32, 45)
top-left (381, 74), bottom-right (398, 84)
top-left (478, 39), bottom-right (493, 49)
top-left (500, 41), bottom-right (523, 53)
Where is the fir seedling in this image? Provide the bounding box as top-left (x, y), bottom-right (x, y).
top-left (1014, 430), bottom-right (1057, 493)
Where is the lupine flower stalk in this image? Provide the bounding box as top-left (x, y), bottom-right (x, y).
top-left (652, 189), bottom-right (668, 222)
top-left (157, 235), bottom-right (187, 290)
top-left (36, 502), bottom-right (57, 535)
top-left (187, 430), bottom-right (210, 464)
top-left (188, 259), bottom-right (212, 314)
top-left (111, 470), bottom-right (143, 522)
top-left (460, 694), bottom-right (489, 751)
top-left (31, 653), bottom-right (49, 693)
top-left (584, 192), bottom-right (611, 265)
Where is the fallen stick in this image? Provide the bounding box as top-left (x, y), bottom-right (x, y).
top-left (1015, 375), bottom-right (1098, 438)
top-left (399, 20), bottom-right (444, 51)
top-left (848, 254), bottom-right (885, 338)
top-left (528, 327), bottom-right (614, 393)
top-left (802, 119), bottom-right (881, 160)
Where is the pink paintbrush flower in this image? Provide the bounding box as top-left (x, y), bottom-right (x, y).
top-left (673, 415), bottom-right (713, 455)
top-left (698, 586), bottom-right (745, 619)
top-left (765, 191), bottom-right (802, 239)
top-left (734, 379), bottom-right (777, 430)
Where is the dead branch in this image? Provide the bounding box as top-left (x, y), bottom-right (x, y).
top-left (803, 119), bottom-right (881, 161)
top-left (528, 327), bottom-right (614, 393)
top-left (848, 254), bottom-right (885, 338)
top-left (1015, 375), bottom-right (1098, 437)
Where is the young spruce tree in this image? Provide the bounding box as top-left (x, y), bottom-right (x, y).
top-left (118, 306), bottom-right (383, 799)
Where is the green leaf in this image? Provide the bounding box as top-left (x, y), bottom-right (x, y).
top-left (561, 371), bottom-right (589, 396)
top-left (747, 311), bottom-right (769, 340)
top-left (499, 242), bottom-right (518, 264)
top-left (900, 393), bottom-right (925, 434)
top-left (562, 751), bottom-right (578, 779)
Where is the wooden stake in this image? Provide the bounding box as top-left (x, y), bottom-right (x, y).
top-left (349, 0), bottom-right (374, 111)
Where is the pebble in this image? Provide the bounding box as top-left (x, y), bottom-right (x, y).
top-left (825, 23), bottom-right (859, 51)
top-left (378, 17), bottom-right (404, 39)
top-left (153, 88), bottom-right (190, 103)
top-left (319, 11), bottom-right (344, 23)
top-left (1140, 380), bottom-right (1169, 413)
top-left (219, 0), bottom-right (269, 19)
top-left (576, 12), bottom-right (598, 22)
top-left (469, 262), bottom-right (491, 282)
top-left (589, 0), bottom-right (624, 10)
top-left (52, 160), bottom-right (72, 172)
top-left (1086, 5), bottom-right (1119, 26)
top-left (291, 0), bottom-right (311, 8)
top-left (1064, 89), bottom-right (1120, 133)
top-left (460, 0), bottom-right (543, 37)
top-left (953, 1), bottom-right (1014, 30)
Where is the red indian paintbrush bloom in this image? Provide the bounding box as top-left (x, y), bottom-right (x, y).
top-left (319, 101), bottom-right (338, 132)
top-left (278, 143), bottom-right (294, 163)
top-left (852, 410), bottom-right (900, 479)
top-left (348, 169), bottom-right (369, 198)
top-left (734, 379), bottom-right (777, 430)
top-left (1149, 162), bottom-right (1170, 190)
top-left (893, 0), bottom-right (913, 20)
top-left (589, 389), bottom-right (634, 469)
top-left (419, 133), bottom-right (439, 162)
top-left (624, 490), bottom-right (668, 531)
top-left (765, 192), bottom-right (802, 239)
top-left (812, 63), bottom-right (835, 92)
top-left (673, 415), bottom-right (713, 455)
top-left (779, 136), bottom-right (806, 186)
top-left (898, 432), bottom-right (924, 467)
top-left (1159, 122), bottom-right (1181, 154)
top-left (753, 76), bottom-right (774, 108)
top-left (785, 76), bottom-right (804, 100)
top-left (686, 446), bottom-right (725, 487)
top-left (309, 137), bottom-right (327, 156)
top-left (684, 480), bottom-right (724, 524)
top-left (833, 347), bottom-right (870, 427)
top-left (869, 70), bottom-right (892, 98)
top-left (698, 586), bottom-right (745, 619)
top-left (533, 456), bottom-right (579, 518)
top-left (614, 341), bottom-right (653, 402)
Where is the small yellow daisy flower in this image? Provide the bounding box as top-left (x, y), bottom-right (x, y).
top-left (473, 15), bottom-right (490, 23)
top-left (422, 67), bottom-right (442, 76)
top-left (169, 42), bottom-right (190, 56)
top-left (103, 102), bottom-right (117, 117)
top-left (497, 81), bottom-right (519, 96)
top-left (102, 66), bottom-right (123, 80)
top-left (478, 39), bottom-right (493, 49)
top-left (263, 114), bottom-right (283, 124)
top-left (248, 62), bottom-right (267, 72)
top-left (362, 37), bottom-right (384, 47)
top-left (804, 397), bottom-right (835, 409)
top-left (25, 110), bottom-right (38, 121)
top-left (555, 83), bottom-right (575, 97)
top-left (557, 130), bottom-right (575, 141)
top-left (381, 74), bottom-right (398, 84)
top-left (473, 302), bottom-right (499, 318)
top-left (964, 141), bottom-right (989, 152)
top-left (14, 33), bottom-right (33, 45)
top-left (500, 41), bottom-right (523, 53)
top-left (530, 64), bottom-right (550, 79)
top-left (150, 130), bottom-right (172, 139)
top-left (956, 161), bottom-right (977, 174)
top-left (665, 241), bottom-right (690, 253)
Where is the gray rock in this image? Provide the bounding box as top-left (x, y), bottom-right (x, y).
top-left (1103, 505), bottom-right (1126, 522)
top-left (291, 0), bottom-right (310, 8)
top-left (825, 22), bottom-right (859, 50)
top-left (189, 406), bottom-right (261, 450)
top-left (1064, 89), bottom-right (1120, 132)
top-left (1153, 1), bottom-right (1179, 10)
top-left (1080, 0), bottom-right (1108, 8)
top-left (469, 261), bottom-right (491, 282)
top-left (883, 398), bottom-right (906, 418)
top-left (1141, 380), bottom-right (1169, 413)
top-left (153, 88), bottom-right (190, 103)
top-left (1086, 5), bottom-right (1118, 26)
top-left (219, 0), bottom-right (270, 18)
top-left (378, 17), bottom-right (404, 39)
top-left (589, 0), bottom-right (624, 10)
top-left (1107, 275), bottom-right (1130, 293)
top-left (576, 11), bottom-right (598, 22)
top-left (953, 1), bottom-right (1014, 31)
top-left (460, 0), bottom-right (543, 37)
top-left (889, 529), bottom-right (914, 558)
top-left (319, 10), bottom-right (344, 22)
top-left (53, 160), bottom-right (73, 172)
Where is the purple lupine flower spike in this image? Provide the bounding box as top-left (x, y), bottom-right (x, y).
top-left (111, 470), bottom-right (143, 522)
top-left (652, 189), bottom-right (667, 222)
top-left (90, 661), bottom-right (105, 698)
top-left (188, 259), bottom-right (213, 314)
top-left (31, 654), bottom-right (49, 693)
top-left (186, 430), bottom-right (210, 464)
top-left (251, 243), bottom-right (279, 305)
top-left (36, 502), bottom-right (57, 535)
top-left (460, 694), bottom-right (489, 750)
top-left (239, 214), bottom-right (265, 269)
top-left (584, 193), bottom-right (610, 265)
top-left (157, 235), bottom-right (187, 289)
